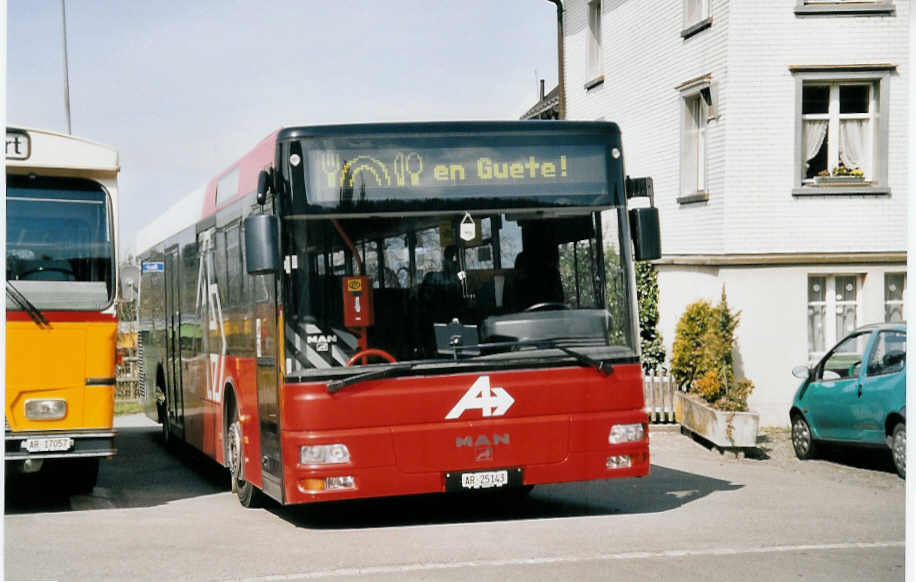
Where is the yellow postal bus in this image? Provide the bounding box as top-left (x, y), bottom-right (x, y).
top-left (5, 127), bottom-right (120, 493)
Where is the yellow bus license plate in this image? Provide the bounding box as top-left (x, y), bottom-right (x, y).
top-left (22, 437), bottom-right (74, 453)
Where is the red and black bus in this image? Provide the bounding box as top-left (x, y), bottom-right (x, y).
top-left (136, 121), bottom-right (660, 507)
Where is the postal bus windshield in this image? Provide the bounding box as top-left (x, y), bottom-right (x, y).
top-left (305, 144), bottom-right (609, 203)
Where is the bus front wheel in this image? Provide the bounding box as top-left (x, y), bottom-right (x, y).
top-left (228, 408), bottom-right (262, 508)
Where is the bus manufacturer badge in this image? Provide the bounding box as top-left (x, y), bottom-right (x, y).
top-left (446, 376), bottom-right (514, 420)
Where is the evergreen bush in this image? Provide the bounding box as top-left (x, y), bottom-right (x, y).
top-left (670, 288), bottom-right (754, 412)
top-left (670, 299), bottom-right (713, 389)
top-left (635, 262), bottom-right (665, 372)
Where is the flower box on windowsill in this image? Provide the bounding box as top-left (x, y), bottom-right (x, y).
top-left (813, 176), bottom-right (867, 186)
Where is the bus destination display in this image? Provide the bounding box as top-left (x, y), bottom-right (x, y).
top-left (306, 144), bottom-right (609, 203)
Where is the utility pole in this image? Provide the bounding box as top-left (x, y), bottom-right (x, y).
top-left (61, 0), bottom-right (72, 134)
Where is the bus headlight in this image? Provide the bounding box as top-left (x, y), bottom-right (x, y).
top-left (25, 399), bottom-right (67, 420)
top-left (300, 444), bottom-right (351, 465)
top-left (609, 423), bottom-right (644, 444)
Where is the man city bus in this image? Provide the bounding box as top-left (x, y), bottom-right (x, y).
top-left (136, 121), bottom-right (660, 507)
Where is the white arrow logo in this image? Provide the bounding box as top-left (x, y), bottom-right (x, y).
top-left (446, 376), bottom-right (514, 420)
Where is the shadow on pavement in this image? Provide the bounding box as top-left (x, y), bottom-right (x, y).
top-left (271, 463), bottom-right (742, 530)
top-left (5, 425), bottom-right (229, 514)
top-left (679, 425), bottom-right (898, 477)
top-left (810, 442), bottom-right (898, 475)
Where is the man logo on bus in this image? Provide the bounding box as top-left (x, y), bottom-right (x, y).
top-left (445, 376), bottom-right (514, 420)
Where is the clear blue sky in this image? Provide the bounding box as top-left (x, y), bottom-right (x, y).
top-left (8, 0), bottom-right (558, 257)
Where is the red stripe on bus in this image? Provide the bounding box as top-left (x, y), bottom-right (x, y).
top-left (6, 311), bottom-right (117, 323)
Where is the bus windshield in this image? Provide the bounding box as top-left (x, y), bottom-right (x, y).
top-left (6, 175), bottom-right (114, 311)
top-left (282, 208), bottom-right (634, 375)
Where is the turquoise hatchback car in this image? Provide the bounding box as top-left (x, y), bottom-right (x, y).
top-left (789, 322), bottom-right (906, 478)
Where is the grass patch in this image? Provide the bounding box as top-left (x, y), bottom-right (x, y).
top-left (114, 400), bottom-right (144, 416)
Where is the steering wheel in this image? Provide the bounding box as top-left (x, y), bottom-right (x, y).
top-left (523, 302), bottom-right (569, 312)
top-left (19, 266), bottom-right (76, 280)
top-left (345, 349), bottom-right (397, 367)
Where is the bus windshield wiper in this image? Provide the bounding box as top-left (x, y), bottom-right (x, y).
top-left (6, 281), bottom-right (50, 328)
top-left (326, 362), bottom-right (416, 394)
top-left (451, 337), bottom-right (614, 376)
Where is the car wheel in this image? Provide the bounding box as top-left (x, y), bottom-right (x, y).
top-left (228, 410), bottom-right (262, 508)
top-left (791, 415), bottom-right (817, 460)
top-left (891, 422), bottom-right (905, 479)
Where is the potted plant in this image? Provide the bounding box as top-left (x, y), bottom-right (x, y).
top-left (813, 162), bottom-right (866, 185)
top-left (671, 289), bottom-right (759, 448)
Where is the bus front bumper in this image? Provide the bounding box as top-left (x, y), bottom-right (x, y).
top-left (5, 429), bottom-right (117, 461)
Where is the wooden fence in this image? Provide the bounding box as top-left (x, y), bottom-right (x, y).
top-left (643, 369), bottom-right (677, 423)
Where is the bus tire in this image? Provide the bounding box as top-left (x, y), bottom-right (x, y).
top-left (71, 458), bottom-right (99, 495)
top-left (228, 402), bottom-right (262, 508)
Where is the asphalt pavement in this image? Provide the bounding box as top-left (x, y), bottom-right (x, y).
top-left (3, 415), bottom-right (904, 582)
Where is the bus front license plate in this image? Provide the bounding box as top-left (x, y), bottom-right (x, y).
top-left (446, 468), bottom-right (521, 492)
top-left (22, 437), bottom-right (74, 453)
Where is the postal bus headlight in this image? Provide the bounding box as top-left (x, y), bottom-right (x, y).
top-left (300, 443), bottom-right (351, 465)
top-left (609, 423), bottom-right (645, 444)
top-left (25, 399), bottom-right (67, 420)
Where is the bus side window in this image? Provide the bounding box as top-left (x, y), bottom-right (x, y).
top-left (226, 223), bottom-right (242, 307)
top-left (180, 241), bottom-right (200, 350)
top-left (213, 229), bottom-right (228, 305)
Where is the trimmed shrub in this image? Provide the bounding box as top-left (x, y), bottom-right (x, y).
top-left (670, 299), bottom-right (713, 389)
top-left (670, 288), bottom-right (754, 412)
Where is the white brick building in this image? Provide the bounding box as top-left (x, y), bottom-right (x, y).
top-left (560, 0), bottom-right (908, 425)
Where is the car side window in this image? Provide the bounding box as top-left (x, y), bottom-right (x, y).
top-left (866, 330), bottom-right (907, 377)
top-left (818, 332), bottom-right (870, 380)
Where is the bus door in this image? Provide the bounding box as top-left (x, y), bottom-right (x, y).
top-left (164, 246), bottom-right (184, 434)
top-left (250, 208), bottom-right (283, 501)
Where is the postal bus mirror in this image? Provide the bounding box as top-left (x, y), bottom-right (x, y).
top-left (244, 213), bottom-right (280, 274)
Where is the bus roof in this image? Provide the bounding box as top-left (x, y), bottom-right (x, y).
top-left (6, 126), bottom-right (119, 174)
top-left (276, 120), bottom-right (622, 141)
top-left (136, 185), bottom-right (207, 254)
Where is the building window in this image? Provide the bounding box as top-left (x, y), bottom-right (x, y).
top-left (801, 82), bottom-right (876, 183)
top-left (586, 0), bottom-right (603, 83)
top-left (677, 76), bottom-right (713, 202)
top-left (792, 66), bottom-right (892, 195)
top-left (682, 0), bottom-right (711, 37)
top-left (808, 275), bottom-right (860, 361)
top-left (884, 272), bottom-right (906, 322)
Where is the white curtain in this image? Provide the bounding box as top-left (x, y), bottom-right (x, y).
top-left (803, 120), bottom-right (828, 165)
top-left (839, 119), bottom-right (871, 178)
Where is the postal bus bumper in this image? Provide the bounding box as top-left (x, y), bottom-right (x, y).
top-left (5, 429), bottom-right (116, 460)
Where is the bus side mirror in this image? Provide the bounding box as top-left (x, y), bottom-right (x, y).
top-left (244, 213), bottom-right (280, 274)
top-left (256, 170), bottom-right (271, 206)
top-left (629, 207), bottom-right (661, 261)
top-left (625, 176), bottom-right (661, 261)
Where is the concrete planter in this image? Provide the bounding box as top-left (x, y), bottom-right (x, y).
top-left (674, 391), bottom-right (759, 448)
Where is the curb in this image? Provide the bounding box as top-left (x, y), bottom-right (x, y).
top-left (649, 423), bottom-right (681, 433)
